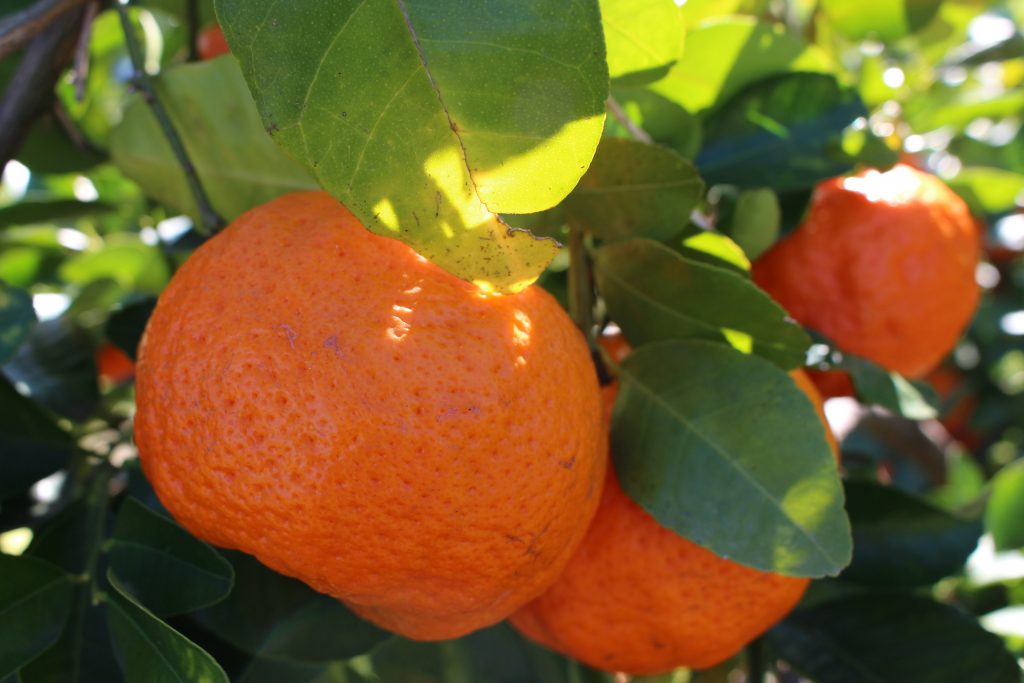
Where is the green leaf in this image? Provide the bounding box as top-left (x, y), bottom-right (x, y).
top-left (369, 623), bottom-right (604, 683)
top-left (650, 17), bottom-right (834, 114)
top-left (612, 339), bottom-right (850, 576)
top-left (216, 0), bottom-right (609, 292)
top-left (107, 498), bottom-right (233, 617)
top-left (678, 229), bottom-right (750, 274)
top-left (1, 318), bottom-right (99, 421)
top-left (600, 0), bottom-right (684, 85)
top-left (21, 502), bottom-right (125, 683)
top-left (0, 200), bottom-right (115, 229)
top-left (986, 459), bottom-right (1024, 551)
top-left (719, 187), bottom-right (780, 261)
top-left (697, 73), bottom-right (866, 190)
top-left (606, 85), bottom-right (703, 159)
top-left (820, 0), bottom-right (941, 41)
top-left (770, 595), bottom-right (1020, 683)
top-left (840, 481), bottom-right (982, 588)
top-left (0, 377), bottom-right (75, 498)
top-left (105, 298), bottom-right (156, 361)
top-left (594, 239), bottom-right (811, 369)
top-left (105, 572), bottom-right (229, 683)
top-left (946, 167), bottom-right (1024, 217)
top-left (59, 241), bottom-right (171, 296)
top-left (904, 87), bottom-right (1024, 134)
top-left (0, 284), bottom-right (35, 364)
top-left (561, 138), bottom-right (704, 241)
top-left (833, 353), bottom-right (938, 420)
top-left (110, 59), bottom-right (317, 224)
top-left (194, 551), bottom-right (389, 663)
top-left (0, 554), bottom-right (74, 679)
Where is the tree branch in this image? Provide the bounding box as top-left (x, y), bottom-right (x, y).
top-left (0, 0), bottom-right (86, 61)
top-left (606, 95), bottom-right (653, 145)
top-left (116, 2), bottom-right (223, 234)
top-left (0, 5), bottom-right (83, 167)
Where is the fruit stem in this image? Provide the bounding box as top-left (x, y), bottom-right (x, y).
top-left (606, 96), bottom-right (653, 145)
top-left (568, 219), bottom-right (594, 343)
top-left (116, 2), bottom-right (224, 235)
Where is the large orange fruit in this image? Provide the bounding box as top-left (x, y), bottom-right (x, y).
top-left (510, 367), bottom-right (836, 675)
top-left (752, 164), bottom-right (980, 379)
top-left (134, 192), bottom-right (605, 640)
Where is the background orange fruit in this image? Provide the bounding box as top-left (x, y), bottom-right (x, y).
top-left (752, 164), bottom-right (980, 379)
top-left (510, 342), bottom-right (837, 674)
top-left (197, 24), bottom-right (230, 60)
top-left (134, 192), bottom-right (606, 640)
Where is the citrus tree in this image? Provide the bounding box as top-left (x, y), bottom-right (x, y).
top-left (1, 0), bottom-right (1024, 681)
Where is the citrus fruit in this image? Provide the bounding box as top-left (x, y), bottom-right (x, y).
top-left (96, 342), bottom-right (134, 386)
top-left (197, 24), bottom-right (229, 60)
top-left (134, 192), bottom-right (605, 640)
top-left (509, 366), bottom-right (836, 675)
top-left (752, 164), bottom-right (980, 379)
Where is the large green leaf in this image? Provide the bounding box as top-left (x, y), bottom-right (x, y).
top-left (0, 377), bottom-right (75, 498)
top-left (820, 0), bottom-right (941, 41)
top-left (0, 554), bottom-right (74, 679)
top-left (599, 0), bottom-right (684, 85)
top-left (194, 551), bottom-right (390, 663)
top-left (840, 481), bottom-right (982, 588)
top-left (650, 17), bottom-right (834, 114)
top-left (561, 138), bottom-right (704, 241)
top-left (1, 318), bottom-right (99, 421)
top-left (59, 240), bottom-right (171, 296)
top-left (697, 73), bottom-right (865, 190)
top-left (986, 459), bottom-right (1024, 551)
top-left (594, 239), bottom-right (811, 369)
top-left (770, 595), bottom-right (1020, 683)
top-left (216, 0), bottom-right (609, 292)
top-left (612, 340), bottom-right (850, 576)
top-left (0, 200), bottom-right (116, 229)
top-left (107, 498), bottom-right (234, 617)
top-left (0, 284), bottom-right (35, 364)
top-left (111, 59), bottom-right (317, 224)
top-left (105, 573), bottom-right (229, 683)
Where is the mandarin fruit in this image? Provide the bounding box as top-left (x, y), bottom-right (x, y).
top-left (752, 164), bottom-right (980, 379)
top-left (510, 367), bottom-right (836, 675)
top-left (197, 24), bottom-right (229, 60)
top-left (134, 192), bottom-right (605, 640)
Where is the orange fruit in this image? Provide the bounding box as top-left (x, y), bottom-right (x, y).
top-left (806, 368), bottom-right (855, 400)
top-left (134, 192), bottom-right (605, 640)
top-left (752, 164), bottom-right (980, 379)
top-left (927, 365), bottom-right (980, 449)
top-left (510, 337), bottom-right (836, 674)
top-left (197, 24), bottom-right (230, 60)
top-left (96, 342), bottom-right (135, 386)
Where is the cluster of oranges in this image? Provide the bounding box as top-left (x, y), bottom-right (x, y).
top-left (134, 161), bottom-right (979, 674)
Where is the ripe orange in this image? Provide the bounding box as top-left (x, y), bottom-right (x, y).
top-left (752, 164), bottom-right (980, 379)
top-left (96, 342), bottom-right (135, 386)
top-left (927, 365), bottom-right (981, 449)
top-left (510, 337), bottom-right (837, 674)
top-left (197, 24), bottom-right (229, 60)
top-left (134, 192), bottom-right (605, 640)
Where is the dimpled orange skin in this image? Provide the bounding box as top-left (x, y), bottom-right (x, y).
top-left (510, 368), bottom-right (835, 676)
top-left (752, 164), bottom-right (981, 379)
top-left (134, 192), bottom-right (605, 640)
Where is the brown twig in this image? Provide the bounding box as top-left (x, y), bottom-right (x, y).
top-left (71, 0), bottom-right (99, 102)
top-left (606, 95), bottom-right (654, 145)
top-left (116, 2), bottom-right (223, 234)
top-left (0, 4), bottom-right (84, 167)
top-left (0, 0), bottom-right (87, 61)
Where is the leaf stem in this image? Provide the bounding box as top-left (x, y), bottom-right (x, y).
top-left (568, 219), bottom-right (594, 342)
top-left (606, 95), bottom-right (653, 145)
top-left (115, 2), bottom-right (223, 234)
top-left (186, 0), bottom-right (199, 62)
top-left (83, 463), bottom-right (114, 604)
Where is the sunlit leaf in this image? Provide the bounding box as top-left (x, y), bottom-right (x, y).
top-left (986, 459), bottom-right (1024, 551)
top-left (820, 0), bottom-right (941, 42)
top-left (217, 0), bottom-right (609, 292)
top-left (600, 0), bottom-right (685, 85)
